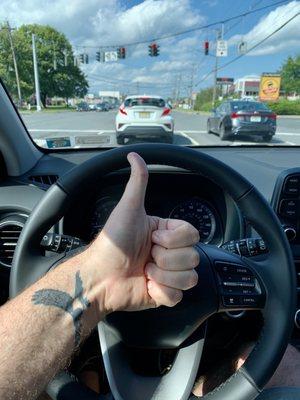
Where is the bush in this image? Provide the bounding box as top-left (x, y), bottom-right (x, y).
top-left (194, 100), bottom-right (221, 112)
top-left (266, 100), bottom-right (300, 115)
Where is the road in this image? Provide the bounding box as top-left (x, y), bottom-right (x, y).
top-left (20, 110), bottom-right (300, 148)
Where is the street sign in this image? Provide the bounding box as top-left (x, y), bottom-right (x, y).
top-left (259, 74), bottom-right (281, 101)
top-left (104, 51), bottom-right (118, 62)
top-left (216, 40), bottom-right (228, 57)
top-left (216, 77), bottom-right (234, 85)
top-left (238, 41), bottom-right (247, 54)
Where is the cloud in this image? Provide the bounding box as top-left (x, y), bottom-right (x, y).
top-left (229, 1), bottom-right (300, 56)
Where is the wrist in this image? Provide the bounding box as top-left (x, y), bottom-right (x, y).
top-left (62, 248), bottom-right (110, 325)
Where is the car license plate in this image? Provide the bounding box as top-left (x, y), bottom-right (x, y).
top-left (139, 112), bottom-right (150, 118)
top-left (250, 116), bottom-right (261, 122)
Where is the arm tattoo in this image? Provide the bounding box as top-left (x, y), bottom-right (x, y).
top-left (32, 271), bottom-right (90, 346)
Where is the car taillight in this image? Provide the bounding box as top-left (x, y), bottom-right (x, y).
top-left (119, 107), bottom-right (127, 115)
top-left (162, 108), bottom-right (171, 116)
top-left (231, 112), bottom-right (239, 118)
top-left (269, 113), bottom-right (277, 120)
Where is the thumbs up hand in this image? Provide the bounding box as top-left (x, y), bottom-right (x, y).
top-left (86, 152), bottom-right (200, 315)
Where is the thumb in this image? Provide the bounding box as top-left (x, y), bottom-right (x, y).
top-left (120, 152), bottom-right (148, 209)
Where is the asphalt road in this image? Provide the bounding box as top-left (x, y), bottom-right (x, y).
top-left (20, 110), bottom-right (300, 148)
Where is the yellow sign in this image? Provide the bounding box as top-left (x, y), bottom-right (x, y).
top-left (259, 75), bottom-right (281, 101)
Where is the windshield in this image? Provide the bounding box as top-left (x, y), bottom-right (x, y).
top-left (0, 0), bottom-right (299, 149)
top-left (230, 101), bottom-right (270, 111)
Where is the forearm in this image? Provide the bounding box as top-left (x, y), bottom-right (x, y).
top-left (0, 249), bottom-right (105, 400)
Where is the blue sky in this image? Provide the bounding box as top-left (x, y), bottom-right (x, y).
top-left (0, 0), bottom-right (299, 97)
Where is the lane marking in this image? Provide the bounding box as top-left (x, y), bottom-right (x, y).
top-left (177, 131), bottom-right (200, 145)
top-left (276, 132), bottom-right (300, 136)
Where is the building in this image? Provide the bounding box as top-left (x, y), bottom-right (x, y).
top-left (234, 75), bottom-right (260, 98)
top-left (98, 91), bottom-right (120, 100)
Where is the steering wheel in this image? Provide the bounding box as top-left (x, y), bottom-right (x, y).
top-left (10, 144), bottom-right (296, 400)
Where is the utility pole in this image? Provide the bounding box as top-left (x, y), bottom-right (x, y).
top-left (6, 21), bottom-right (22, 105)
top-left (212, 25), bottom-right (223, 108)
top-left (32, 34), bottom-right (42, 111)
top-left (177, 73), bottom-right (182, 104)
top-left (189, 64), bottom-right (196, 109)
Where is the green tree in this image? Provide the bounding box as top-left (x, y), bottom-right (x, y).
top-left (280, 56), bottom-right (300, 96)
top-left (0, 24), bottom-right (88, 106)
top-left (194, 87), bottom-right (221, 111)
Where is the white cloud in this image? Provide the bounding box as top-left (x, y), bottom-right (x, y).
top-left (229, 1), bottom-right (300, 56)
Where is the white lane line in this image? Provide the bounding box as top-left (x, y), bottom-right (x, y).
top-left (276, 132), bottom-right (300, 136)
top-left (177, 130), bottom-right (207, 134)
top-left (177, 131), bottom-right (200, 145)
top-left (29, 128), bottom-right (108, 133)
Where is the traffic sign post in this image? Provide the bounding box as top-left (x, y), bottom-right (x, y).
top-left (216, 40), bottom-right (228, 57)
top-left (104, 51), bottom-right (118, 62)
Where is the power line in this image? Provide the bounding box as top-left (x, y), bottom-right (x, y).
top-left (194, 10), bottom-right (300, 88)
top-left (73, 0), bottom-right (289, 49)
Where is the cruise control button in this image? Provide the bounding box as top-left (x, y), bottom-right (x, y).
top-left (240, 296), bottom-right (259, 306)
top-left (222, 296), bottom-right (241, 307)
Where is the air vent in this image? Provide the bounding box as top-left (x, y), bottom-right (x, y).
top-left (28, 174), bottom-right (58, 187)
top-left (0, 222), bottom-right (23, 267)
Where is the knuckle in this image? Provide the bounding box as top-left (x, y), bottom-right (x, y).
top-left (190, 269), bottom-right (198, 287)
top-left (190, 249), bottom-right (200, 267)
top-left (192, 229), bottom-right (200, 244)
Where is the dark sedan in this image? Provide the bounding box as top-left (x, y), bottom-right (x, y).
top-left (96, 102), bottom-right (109, 112)
top-left (76, 101), bottom-right (89, 112)
top-left (207, 100), bottom-right (277, 141)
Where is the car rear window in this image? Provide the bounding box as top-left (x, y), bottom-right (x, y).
top-left (230, 101), bottom-right (269, 112)
top-left (124, 97), bottom-right (166, 108)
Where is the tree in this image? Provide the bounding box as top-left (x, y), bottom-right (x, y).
top-left (0, 24), bottom-right (88, 106)
top-left (280, 56), bottom-right (300, 96)
top-left (194, 87), bottom-right (221, 111)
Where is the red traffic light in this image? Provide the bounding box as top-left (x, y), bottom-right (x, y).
top-left (204, 41), bottom-right (209, 55)
top-left (148, 43), bottom-right (160, 57)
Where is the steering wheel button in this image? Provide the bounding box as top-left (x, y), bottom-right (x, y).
top-left (222, 295), bottom-right (241, 307)
top-left (240, 296), bottom-right (259, 306)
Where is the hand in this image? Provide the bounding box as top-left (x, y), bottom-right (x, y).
top-left (85, 152), bottom-right (200, 315)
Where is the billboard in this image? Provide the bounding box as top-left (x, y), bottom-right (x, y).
top-left (259, 74), bottom-right (281, 101)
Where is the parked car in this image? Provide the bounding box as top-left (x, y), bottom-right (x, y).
top-left (115, 95), bottom-right (174, 145)
top-left (96, 102), bottom-right (109, 112)
top-left (76, 102), bottom-right (89, 112)
top-left (88, 104), bottom-right (96, 111)
top-left (207, 100), bottom-right (277, 141)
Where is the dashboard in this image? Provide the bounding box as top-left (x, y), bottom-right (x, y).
top-left (62, 171), bottom-right (242, 246)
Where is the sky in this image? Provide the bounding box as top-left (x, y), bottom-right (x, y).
top-left (0, 0), bottom-right (299, 97)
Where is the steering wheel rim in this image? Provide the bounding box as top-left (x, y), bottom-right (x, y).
top-left (10, 144), bottom-right (297, 400)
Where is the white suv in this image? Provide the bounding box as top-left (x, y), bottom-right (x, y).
top-left (115, 95), bottom-right (174, 145)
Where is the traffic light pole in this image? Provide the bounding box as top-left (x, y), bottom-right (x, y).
top-left (212, 25), bottom-right (223, 108)
top-left (6, 21), bottom-right (22, 105)
top-left (32, 34), bottom-right (42, 112)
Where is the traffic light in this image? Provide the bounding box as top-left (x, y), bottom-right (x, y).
top-left (148, 43), bottom-right (160, 57)
top-left (96, 51), bottom-right (101, 62)
top-left (117, 47), bottom-right (126, 59)
top-left (79, 53), bottom-right (84, 63)
top-left (204, 41), bottom-right (209, 55)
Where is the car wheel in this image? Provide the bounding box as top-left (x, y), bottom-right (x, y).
top-left (263, 134), bottom-right (273, 142)
top-left (116, 135), bottom-right (125, 145)
top-left (207, 120), bottom-right (212, 134)
top-left (219, 123), bottom-right (231, 141)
